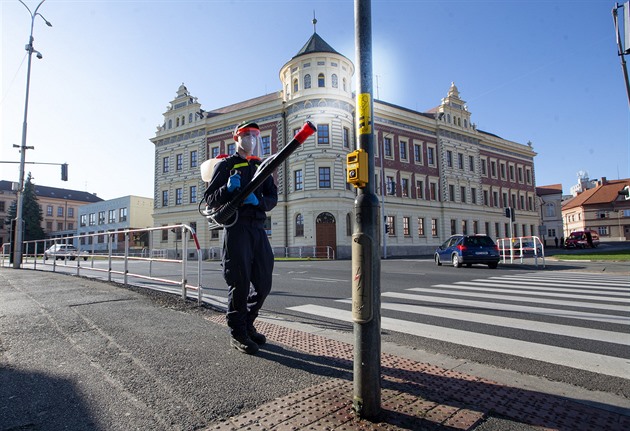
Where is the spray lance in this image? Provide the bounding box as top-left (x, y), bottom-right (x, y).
top-left (200, 121), bottom-right (317, 229)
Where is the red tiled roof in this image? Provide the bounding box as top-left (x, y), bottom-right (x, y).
top-left (536, 184), bottom-right (563, 196)
top-left (562, 179), bottom-right (630, 210)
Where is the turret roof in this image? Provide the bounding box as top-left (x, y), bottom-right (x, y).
top-left (293, 32), bottom-right (340, 59)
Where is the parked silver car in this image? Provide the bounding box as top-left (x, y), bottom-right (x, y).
top-left (44, 244), bottom-right (87, 261)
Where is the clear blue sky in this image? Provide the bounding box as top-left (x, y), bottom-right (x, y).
top-left (1, 0), bottom-right (628, 200)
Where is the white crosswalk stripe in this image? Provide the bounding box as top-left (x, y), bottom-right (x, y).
top-left (287, 272), bottom-right (630, 379)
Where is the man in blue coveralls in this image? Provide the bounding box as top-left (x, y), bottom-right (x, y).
top-left (203, 121), bottom-right (278, 354)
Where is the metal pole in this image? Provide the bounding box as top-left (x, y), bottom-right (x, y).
top-left (613, 4), bottom-right (630, 108)
top-left (352, 0), bottom-right (381, 419)
top-left (13, 0), bottom-right (51, 268)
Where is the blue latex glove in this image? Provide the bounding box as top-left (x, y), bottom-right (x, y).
top-left (227, 173), bottom-right (241, 192)
top-left (243, 193), bottom-right (259, 206)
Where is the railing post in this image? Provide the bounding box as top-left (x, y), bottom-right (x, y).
top-left (33, 242), bottom-right (38, 270)
top-left (181, 226), bottom-right (188, 300)
top-left (108, 234), bottom-right (113, 282)
top-left (124, 231), bottom-right (129, 286)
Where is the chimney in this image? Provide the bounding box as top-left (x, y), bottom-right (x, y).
top-left (599, 177), bottom-right (607, 186)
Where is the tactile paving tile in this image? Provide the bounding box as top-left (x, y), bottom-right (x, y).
top-left (204, 314), bottom-right (630, 430)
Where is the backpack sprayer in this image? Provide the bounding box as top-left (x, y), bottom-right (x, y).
top-left (199, 121), bottom-right (317, 230)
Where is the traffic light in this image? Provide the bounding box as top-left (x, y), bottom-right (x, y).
top-left (504, 207), bottom-right (515, 222)
top-left (61, 163), bottom-right (68, 181)
top-left (618, 185), bottom-right (630, 200)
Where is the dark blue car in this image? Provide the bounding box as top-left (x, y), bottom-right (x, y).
top-left (434, 234), bottom-right (500, 269)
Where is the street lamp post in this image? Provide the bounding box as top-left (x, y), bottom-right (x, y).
top-left (13, 0), bottom-right (52, 268)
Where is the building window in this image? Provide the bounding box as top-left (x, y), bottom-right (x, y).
top-left (108, 209), bottom-right (116, 223)
top-left (418, 217), bottom-right (425, 236)
top-left (304, 74), bottom-right (311, 89)
top-left (318, 73), bottom-right (325, 87)
top-left (228, 143), bottom-right (236, 155)
top-left (481, 159), bottom-right (487, 175)
top-left (462, 220), bottom-right (468, 235)
top-left (80, 214), bottom-right (87, 227)
top-left (458, 153), bottom-right (464, 170)
top-left (343, 127), bottom-right (350, 148)
top-left (317, 124), bottom-right (330, 145)
top-left (190, 185), bottom-right (197, 203)
top-left (384, 137), bottom-right (392, 157)
top-left (429, 182), bottom-right (437, 200)
top-left (175, 188), bottom-right (183, 205)
top-left (162, 190), bottom-right (168, 207)
top-left (295, 213), bottom-right (304, 237)
top-left (494, 191), bottom-right (499, 207)
top-left (399, 141), bottom-right (408, 161)
top-left (294, 169), bottom-right (303, 191)
top-left (401, 178), bottom-right (409, 197)
top-left (473, 220), bottom-right (479, 234)
top-left (261, 136), bottom-right (271, 156)
top-left (483, 190), bottom-right (489, 206)
top-left (163, 157), bottom-right (169, 173)
top-left (89, 213), bottom-right (96, 226)
top-left (431, 218), bottom-right (438, 236)
top-left (509, 165), bottom-right (515, 181)
top-left (318, 167), bottom-right (331, 188)
top-left (332, 74), bottom-right (338, 88)
top-left (500, 163), bottom-right (506, 179)
top-left (526, 169), bottom-right (532, 184)
top-left (496, 222), bottom-right (501, 238)
top-left (57, 222), bottom-right (63, 231)
top-left (471, 187), bottom-right (477, 204)
top-left (346, 213), bottom-right (352, 236)
top-left (98, 211), bottom-right (105, 225)
top-left (450, 219), bottom-right (457, 235)
top-left (403, 217), bottom-right (410, 236)
top-left (211, 147), bottom-right (220, 158)
top-left (176, 153), bottom-right (183, 171)
top-left (293, 78), bottom-right (298, 92)
top-left (162, 225), bottom-right (168, 241)
top-left (119, 207), bottom-right (128, 222)
top-left (518, 167), bottom-right (523, 182)
top-left (427, 147), bottom-right (435, 165)
top-left (416, 180), bottom-right (424, 199)
top-left (190, 150), bottom-right (198, 168)
top-left (387, 215), bottom-right (395, 236)
top-left (448, 185), bottom-right (455, 201)
top-left (68, 208), bottom-right (74, 218)
top-left (491, 161), bottom-right (497, 177)
top-left (469, 156), bottom-right (475, 172)
top-left (387, 176), bottom-right (396, 195)
top-left (414, 144), bottom-right (422, 163)
top-left (460, 186), bottom-right (466, 203)
top-left (57, 206), bottom-right (63, 217)
top-left (447, 150), bottom-right (453, 167)
top-left (47, 205), bottom-right (53, 216)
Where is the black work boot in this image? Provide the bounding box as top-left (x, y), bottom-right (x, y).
top-left (247, 327), bottom-right (266, 346)
top-left (230, 334), bottom-right (259, 355)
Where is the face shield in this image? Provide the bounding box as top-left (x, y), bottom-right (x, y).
top-left (235, 127), bottom-right (260, 154)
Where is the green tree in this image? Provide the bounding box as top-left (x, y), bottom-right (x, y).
top-left (5, 173), bottom-right (45, 241)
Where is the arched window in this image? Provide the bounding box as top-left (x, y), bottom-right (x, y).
top-left (168, 119), bottom-right (172, 129)
top-left (293, 78), bottom-right (298, 93)
top-left (295, 213), bottom-right (304, 237)
top-left (447, 114), bottom-right (451, 124)
top-left (304, 74), bottom-right (311, 89)
top-left (332, 74), bottom-right (338, 88)
top-left (318, 73), bottom-right (325, 87)
top-left (464, 119), bottom-right (468, 128)
top-left (181, 116), bottom-right (185, 125)
top-left (176, 118), bottom-right (180, 127)
top-left (189, 113), bottom-right (193, 123)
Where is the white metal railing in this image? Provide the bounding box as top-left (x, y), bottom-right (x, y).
top-left (273, 246), bottom-right (335, 260)
top-left (2, 225), bottom-right (205, 303)
top-left (497, 235), bottom-right (545, 268)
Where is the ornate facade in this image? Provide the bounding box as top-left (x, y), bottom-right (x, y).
top-left (150, 31), bottom-right (538, 259)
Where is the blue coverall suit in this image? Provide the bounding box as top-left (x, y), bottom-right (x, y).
top-left (203, 154), bottom-right (278, 338)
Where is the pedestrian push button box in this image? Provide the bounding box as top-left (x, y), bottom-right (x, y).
top-left (346, 149), bottom-right (368, 188)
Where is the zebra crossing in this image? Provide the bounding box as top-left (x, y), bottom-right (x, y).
top-left (288, 272), bottom-right (630, 379)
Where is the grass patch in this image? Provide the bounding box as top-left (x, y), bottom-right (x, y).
top-left (553, 250), bottom-right (630, 261)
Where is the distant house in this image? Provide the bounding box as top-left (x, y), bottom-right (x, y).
top-left (561, 177), bottom-right (630, 241)
top-left (536, 184), bottom-right (563, 245)
top-left (0, 180), bottom-right (102, 245)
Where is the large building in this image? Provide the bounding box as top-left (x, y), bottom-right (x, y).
top-left (536, 184), bottom-right (564, 246)
top-left (0, 180), bottom-right (103, 245)
top-left (151, 31), bottom-right (539, 259)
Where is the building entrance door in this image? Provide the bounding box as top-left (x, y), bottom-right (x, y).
top-left (315, 212), bottom-right (336, 258)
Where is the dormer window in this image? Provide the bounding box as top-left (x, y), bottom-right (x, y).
top-left (318, 73), bottom-right (325, 87)
top-left (304, 74), bottom-right (311, 89)
top-left (168, 119), bottom-right (172, 129)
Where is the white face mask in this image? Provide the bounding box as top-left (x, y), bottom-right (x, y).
top-left (238, 135), bottom-right (257, 153)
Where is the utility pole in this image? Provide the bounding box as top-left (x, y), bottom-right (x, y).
top-left (351, 0), bottom-right (381, 419)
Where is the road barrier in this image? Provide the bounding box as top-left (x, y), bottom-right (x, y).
top-left (1, 225), bottom-right (205, 303)
top-left (497, 235), bottom-right (545, 268)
